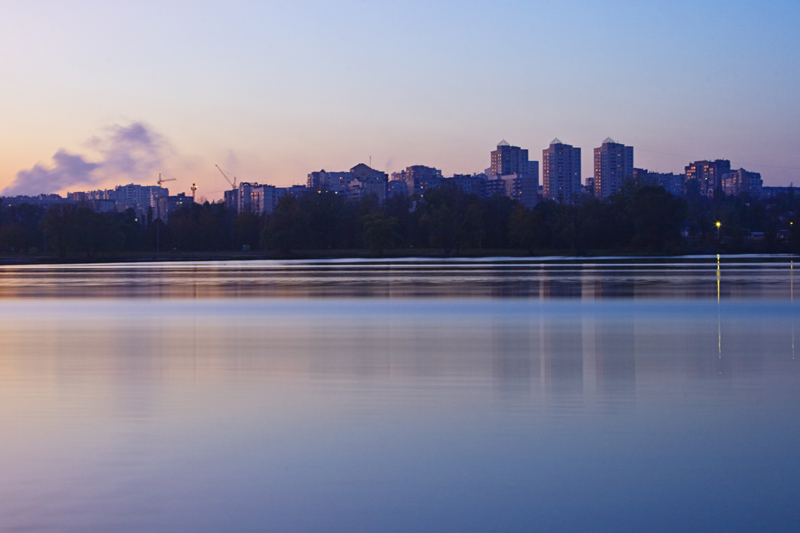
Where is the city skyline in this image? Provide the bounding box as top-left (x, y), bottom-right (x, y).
top-left (2, 1), bottom-right (799, 198)
top-left (1, 131), bottom-right (791, 200)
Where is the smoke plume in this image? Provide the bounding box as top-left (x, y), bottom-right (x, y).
top-left (2, 122), bottom-right (168, 196)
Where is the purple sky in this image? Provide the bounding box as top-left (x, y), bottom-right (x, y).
top-left (1, 0), bottom-right (799, 199)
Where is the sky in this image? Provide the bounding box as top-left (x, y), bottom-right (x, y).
top-left (1, 0), bottom-right (799, 200)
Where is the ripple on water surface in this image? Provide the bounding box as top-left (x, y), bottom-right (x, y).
top-left (0, 258), bottom-right (798, 532)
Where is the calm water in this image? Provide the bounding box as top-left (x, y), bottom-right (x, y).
top-left (0, 257), bottom-right (798, 532)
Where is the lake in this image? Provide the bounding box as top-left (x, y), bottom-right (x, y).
top-left (0, 256), bottom-right (798, 532)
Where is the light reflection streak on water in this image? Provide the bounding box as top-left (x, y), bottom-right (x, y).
top-left (0, 257), bottom-right (796, 299)
top-left (718, 255), bottom-right (722, 359)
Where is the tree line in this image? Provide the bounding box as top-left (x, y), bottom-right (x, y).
top-left (1, 179), bottom-right (798, 258)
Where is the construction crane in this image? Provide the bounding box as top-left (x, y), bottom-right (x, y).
top-left (215, 165), bottom-right (237, 189)
top-left (157, 173), bottom-right (176, 187)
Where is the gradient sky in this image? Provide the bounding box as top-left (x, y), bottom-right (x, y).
top-left (1, 0), bottom-right (799, 199)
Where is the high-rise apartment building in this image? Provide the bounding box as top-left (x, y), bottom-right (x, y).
top-left (236, 182), bottom-right (278, 215)
top-left (594, 138), bottom-right (633, 200)
top-left (542, 139), bottom-right (581, 202)
top-left (115, 184), bottom-right (168, 208)
top-left (685, 160), bottom-right (731, 196)
top-left (487, 140), bottom-right (539, 208)
top-left (722, 168), bottom-right (762, 197)
top-left (490, 140), bottom-right (531, 176)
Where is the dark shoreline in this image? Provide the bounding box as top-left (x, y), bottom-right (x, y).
top-left (0, 249), bottom-right (795, 266)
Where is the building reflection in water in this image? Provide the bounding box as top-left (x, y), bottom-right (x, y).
top-left (594, 309), bottom-right (636, 409)
top-left (491, 320), bottom-right (534, 400)
top-left (541, 314), bottom-right (584, 400)
top-left (718, 254), bottom-right (722, 359)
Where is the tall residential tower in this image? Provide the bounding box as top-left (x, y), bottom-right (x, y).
top-left (487, 140), bottom-right (538, 209)
top-left (490, 140), bottom-right (531, 176)
top-left (594, 138), bottom-right (633, 200)
top-left (542, 139), bottom-right (581, 202)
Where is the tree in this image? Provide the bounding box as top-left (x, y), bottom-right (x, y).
top-left (168, 202), bottom-right (229, 251)
top-left (509, 205), bottom-right (535, 253)
top-left (630, 185), bottom-right (686, 252)
top-left (234, 211), bottom-right (264, 250)
top-left (362, 212), bottom-right (398, 254)
top-left (266, 195), bottom-right (308, 253)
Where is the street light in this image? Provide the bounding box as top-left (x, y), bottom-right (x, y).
top-left (716, 221), bottom-right (721, 240)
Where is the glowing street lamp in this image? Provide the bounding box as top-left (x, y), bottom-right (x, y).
top-left (716, 221), bottom-right (721, 240)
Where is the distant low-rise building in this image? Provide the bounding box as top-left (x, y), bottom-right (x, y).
top-left (9, 183), bottom-right (176, 219)
top-left (392, 165), bottom-right (443, 197)
top-left (307, 164), bottom-right (388, 202)
top-left (488, 173), bottom-right (539, 209)
top-left (223, 188), bottom-right (239, 212)
top-left (115, 184), bottom-right (167, 209)
top-left (66, 191), bottom-right (87, 202)
top-left (279, 185), bottom-right (309, 198)
top-left (3, 194), bottom-right (73, 208)
top-left (632, 168), bottom-right (686, 196)
top-left (226, 182), bottom-right (308, 215)
top-left (156, 193), bottom-right (193, 222)
top-left (387, 180), bottom-right (408, 198)
top-left (762, 186), bottom-right (795, 198)
top-left (86, 199), bottom-right (117, 213)
top-left (350, 163), bottom-right (388, 202)
top-left (67, 184), bottom-right (168, 218)
top-left (442, 174), bottom-right (488, 197)
top-left (307, 170), bottom-right (354, 194)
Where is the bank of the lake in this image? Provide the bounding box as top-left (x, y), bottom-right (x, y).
top-left (1, 247), bottom-right (792, 266)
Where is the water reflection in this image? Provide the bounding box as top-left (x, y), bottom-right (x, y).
top-left (0, 255), bottom-right (796, 299)
top-left (0, 261), bottom-right (799, 532)
top-left (595, 313), bottom-right (636, 407)
top-left (491, 321), bottom-right (532, 399)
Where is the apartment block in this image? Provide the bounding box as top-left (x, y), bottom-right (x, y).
top-left (542, 139), bottom-right (581, 202)
top-left (594, 138), bottom-right (633, 200)
top-left (685, 159), bottom-right (731, 196)
top-left (722, 168), bottom-right (762, 197)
